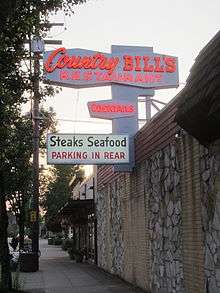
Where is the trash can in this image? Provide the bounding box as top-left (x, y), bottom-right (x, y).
top-left (19, 252), bottom-right (39, 272)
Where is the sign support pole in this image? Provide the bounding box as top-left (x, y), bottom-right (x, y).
top-left (32, 47), bottom-right (40, 269)
top-left (145, 96), bottom-right (152, 123)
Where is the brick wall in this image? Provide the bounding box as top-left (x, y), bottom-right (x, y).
top-left (180, 134), bottom-right (205, 293)
top-left (96, 98), bottom-right (220, 293)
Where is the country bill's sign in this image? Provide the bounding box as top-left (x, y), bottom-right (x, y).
top-left (43, 46), bottom-right (179, 89)
top-left (47, 134), bottom-right (129, 165)
top-left (87, 100), bottom-right (137, 119)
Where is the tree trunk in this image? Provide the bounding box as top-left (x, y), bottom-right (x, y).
top-left (0, 174), bottom-right (12, 289)
top-left (18, 201), bottom-right (25, 250)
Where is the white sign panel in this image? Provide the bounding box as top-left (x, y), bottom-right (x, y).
top-left (47, 134), bottom-right (129, 165)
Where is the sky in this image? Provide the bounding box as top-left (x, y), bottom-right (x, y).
top-left (39, 0), bottom-right (219, 175)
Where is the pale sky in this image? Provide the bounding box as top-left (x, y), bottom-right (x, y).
top-left (41, 0), bottom-right (219, 135)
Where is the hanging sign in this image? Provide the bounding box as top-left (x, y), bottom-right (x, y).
top-left (47, 133), bottom-right (129, 165)
top-left (87, 100), bottom-right (137, 119)
top-left (43, 47), bottom-right (179, 89)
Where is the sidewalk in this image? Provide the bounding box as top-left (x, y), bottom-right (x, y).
top-left (21, 239), bottom-right (145, 293)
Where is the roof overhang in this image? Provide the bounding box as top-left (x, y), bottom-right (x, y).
top-left (58, 199), bottom-right (94, 225)
top-left (175, 30), bottom-right (220, 146)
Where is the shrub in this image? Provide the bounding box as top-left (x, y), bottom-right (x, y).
top-left (61, 239), bottom-right (74, 251)
top-left (67, 247), bottom-right (76, 260)
top-left (67, 248), bottom-right (83, 262)
top-left (48, 237), bottom-right (54, 245)
top-left (53, 237), bottom-right (62, 245)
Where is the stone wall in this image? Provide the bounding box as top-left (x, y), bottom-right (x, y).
top-left (96, 180), bottom-right (124, 275)
top-left (97, 141), bottom-right (185, 292)
top-left (147, 144), bottom-right (184, 293)
top-left (96, 133), bottom-right (220, 293)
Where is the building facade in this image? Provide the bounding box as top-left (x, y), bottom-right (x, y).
top-left (96, 31), bottom-right (220, 293)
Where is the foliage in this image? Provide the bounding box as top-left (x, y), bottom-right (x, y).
top-left (42, 165), bottom-right (84, 222)
top-left (67, 247), bottom-right (84, 262)
top-left (62, 238), bottom-right (74, 251)
top-left (7, 108), bottom-right (57, 215)
top-left (0, 0), bottom-right (87, 290)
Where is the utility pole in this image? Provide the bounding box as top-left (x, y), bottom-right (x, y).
top-left (31, 36), bottom-right (44, 270)
top-left (92, 176), bottom-right (98, 265)
top-left (29, 29), bottom-right (63, 270)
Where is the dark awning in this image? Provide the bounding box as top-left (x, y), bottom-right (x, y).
top-left (175, 30), bottom-right (220, 146)
top-left (58, 199), bottom-right (94, 225)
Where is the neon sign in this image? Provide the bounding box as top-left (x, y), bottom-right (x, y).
top-left (43, 47), bottom-right (179, 89)
top-left (44, 47), bottom-right (176, 74)
top-left (44, 45), bottom-right (179, 171)
top-left (87, 100), bottom-right (137, 119)
top-left (91, 103), bottom-right (135, 113)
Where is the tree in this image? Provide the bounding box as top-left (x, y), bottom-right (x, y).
top-left (7, 109), bottom-right (57, 250)
top-left (42, 165), bottom-right (84, 224)
top-left (0, 0), bottom-right (86, 289)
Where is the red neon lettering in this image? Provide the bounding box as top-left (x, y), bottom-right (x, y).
top-left (91, 103), bottom-right (135, 113)
top-left (83, 71), bottom-right (93, 80)
top-left (123, 73), bottom-right (133, 82)
top-left (155, 74), bottom-right (162, 82)
top-left (135, 73), bottom-right (144, 82)
top-left (45, 49), bottom-right (177, 77)
top-left (45, 49), bottom-right (119, 75)
top-left (128, 105), bottom-right (134, 112)
top-left (94, 71), bottom-right (102, 80)
top-left (123, 55), bottom-right (133, 71)
top-left (135, 56), bottom-right (142, 71)
top-left (154, 57), bottom-right (164, 72)
top-left (71, 71), bottom-right (80, 80)
top-left (66, 56), bottom-right (82, 69)
top-left (44, 47), bottom-right (66, 73)
top-left (102, 73), bottom-right (112, 81)
top-left (60, 71), bottom-right (69, 80)
top-left (164, 57), bottom-right (176, 72)
top-left (56, 55), bottom-right (70, 69)
top-left (91, 104), bottom-right (97, 112)
top-left (143, 74), bottom-right (156, 83)
top-left (143, 56), bottom-right (154, 72)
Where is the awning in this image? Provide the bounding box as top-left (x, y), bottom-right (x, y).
top-left (58, 199), bottom-right (94, 225)
top-left (175, 30), bottom-right (220, 146)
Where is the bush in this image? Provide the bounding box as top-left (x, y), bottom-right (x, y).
top-left (61, 239), bottom-right (74, 251)
top-left (67, 248), bottom-right (83, 262)
top-left (48, 237), bottom-right (54, 245)
top-left (53, 237), bottom-right (62, 245)
top-left (67, 247), bottom-right (76, 260)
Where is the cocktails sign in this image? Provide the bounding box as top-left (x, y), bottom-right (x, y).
top-left (47, 134), bottom-right (129, 165)
top-left (87, 100), bottom-right (137, 119)
top-left (43, 47), bottom-right (179, 89)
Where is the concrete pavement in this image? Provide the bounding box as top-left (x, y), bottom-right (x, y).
top-left (21, 239), bottom-right (145, 293)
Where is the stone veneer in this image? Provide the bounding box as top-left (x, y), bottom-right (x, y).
top-left (96, 136), bottom-right (220, 293)
top-left (96, 181), bottom-right (124, 276)
top-left (147, 144), bottom-right (184, 293)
